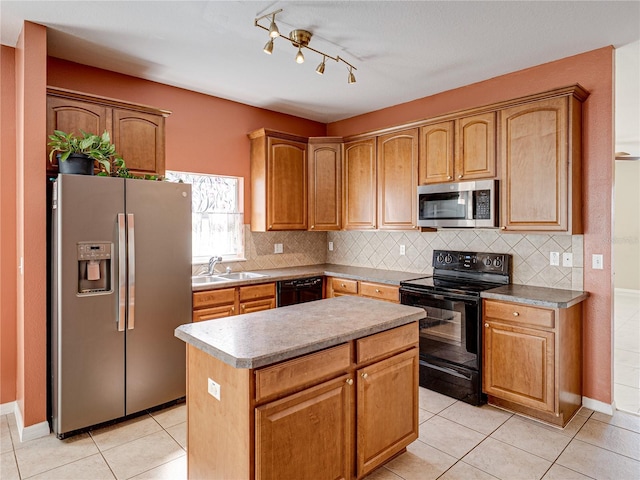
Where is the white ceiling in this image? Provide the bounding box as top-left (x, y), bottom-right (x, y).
top-left (1, 1), bottom-right (639, 124)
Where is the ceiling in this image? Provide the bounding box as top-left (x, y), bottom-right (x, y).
top-left (1, 1), bottom-right (639, 124)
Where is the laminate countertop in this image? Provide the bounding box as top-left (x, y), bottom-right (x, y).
top-left (175, 295), bottom-right (425, 369)
top-left (192, 263), bottom-right (426, 291)
top-left (481, 284), bottom-right (589, 308)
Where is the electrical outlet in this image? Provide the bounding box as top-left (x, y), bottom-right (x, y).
top-left (550, 252), bottom-right (560, 266)
top-left (399, 245), bottom-right (406, 256)
top-left (562, 252), bottom-right (573, 267)
top-left (328, 241), bottom-right (334, 251)
top-left (592, 254), bottom-right (604, 270)
top-left (207, 378), bottom-right (221, 401)
top-left (274, 243), bottom-right (283, 254)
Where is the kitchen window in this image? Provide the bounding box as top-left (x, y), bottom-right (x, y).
top-left (165, 171), bottom-right (244, 263)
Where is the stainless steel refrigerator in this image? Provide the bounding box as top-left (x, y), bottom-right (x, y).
top-left (51, 174), bottom-right (192, 438)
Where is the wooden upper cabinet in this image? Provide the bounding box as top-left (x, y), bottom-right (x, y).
top-left (112, 109), bottom-right (165, 176)
top-left (456, 112), bottom-right (496, 181)
top-left (499, 86), bottom-right (587, 233)
top-left (419, 112), bottom-right (496, 184)
top-left (249, 129), bottom-right (308, 231)
top-left (46, 87), bottom-right (170, 177)
top-left (308, 137), bottom-right (342, 231)
top-left (419, 121), bottom-right (454, 184)
top-left (377, 129), bottom-right (418, 230)
top-left (343, 138), bottom-right (377, 230)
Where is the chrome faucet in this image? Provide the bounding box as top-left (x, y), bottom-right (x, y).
top-left (207, 256), bottom-right (222, 275)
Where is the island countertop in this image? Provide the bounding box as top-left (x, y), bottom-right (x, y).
top-left (175, 296), bottom-right (425, 369)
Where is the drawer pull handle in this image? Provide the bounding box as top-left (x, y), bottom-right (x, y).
top-left (341, 283), bottom-right (346, 287)
top-left (458, 174), bottom-right (463, 179)
top-left (242, 305), bottom-right (245, 310)
top-left (375, 289), bottom-right (381, 293)
top-left (231, 307), bottom-right (235, 313)
top-left (447, 176), bottom-right (452, 180)
top-left (485, 323), bottom-right (489, 328)
top-left (346, 378), bottom-right (353, 386)
top-left (361, 373), bottom-right (368, 379)
top-left (513, 312), bottom-right (519, 317)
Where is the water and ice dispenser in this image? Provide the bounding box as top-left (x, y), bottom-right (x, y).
top-left (77, 242), bottom-right (113, 295)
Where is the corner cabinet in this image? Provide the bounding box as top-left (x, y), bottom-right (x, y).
top-left (499, 86), bottom-right (589, 233)
top-left (482, 299), bottom-right (582, 427)
top-left (249, 129), bottom-right (308, 232)
top-left (377, 129), bottom-right (419, 230)
top-left (308, 137), bottom-right (343, 231)
top-left (46, 87), bottom-right (170, 176)
top-left (418, 112), bottom-right (496, 184)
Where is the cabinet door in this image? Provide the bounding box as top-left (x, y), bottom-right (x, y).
top-left (343, 138), bottom-right (377, 230)
top-left (240, 297), bottom-right (275, 315)
top-left (256, 375), bottom-right (353, 480)
top-left (500, 97), bottom-right (570, 232)
top-left (456, 112), bottom-right (496, 181)
top-left (308, 141), bottom-right (342, 231)
top-left (112, 109), bottom-right (165, 176)
top-left (192, 304), bottom-right (235, 322)
top-left (357, 348), bottom-right (418, 477)
top-left (377, 129), bottom-right (418, 230)
top-left (46, 96), bottom-right (110, 173)
top-left (418, 121), bottom-right (454, 184)
top-left (267, 137), bottom-right (308, 230)
top-left (483, 320), bottom-right (555, 412)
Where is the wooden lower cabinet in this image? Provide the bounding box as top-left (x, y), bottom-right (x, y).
top-left (186, 323), bottom-right (419, 479)
top-left (327, 277), bottom-right (399, 303)
top-left (192, 283), bottom-right (275, 321)
top-left (482, 299), bottom-right (582, 427)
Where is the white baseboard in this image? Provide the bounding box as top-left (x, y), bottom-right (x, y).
top-left (582, 396), bottom-right (615, 415)
top-left (13, 404), bottom-right (50, 443)
top-left (0, 401), bottom-right (16, 416)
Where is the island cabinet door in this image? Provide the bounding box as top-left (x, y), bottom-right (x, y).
top-left (255, 374), bottom-right (353, 480)
top-left (356, 348), bottom-right (419, 478)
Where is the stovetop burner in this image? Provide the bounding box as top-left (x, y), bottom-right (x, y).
top-left (401, 249), bottom-right (512, 296)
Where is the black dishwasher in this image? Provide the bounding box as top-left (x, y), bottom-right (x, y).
top-left (277, 276), bottom-right (324, 307)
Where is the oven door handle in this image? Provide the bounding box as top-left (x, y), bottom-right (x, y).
top-left (400, 287), bottom-right (478, 303)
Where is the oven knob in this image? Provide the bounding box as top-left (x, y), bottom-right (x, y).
top-left (484, 258), bottom-right (492, 266)
top-left (445, 254), bottom-right (453, 263)
top-left (494, 258), bottom-right (502, 268)
top-left (437, 254), bottom-right (444, 263)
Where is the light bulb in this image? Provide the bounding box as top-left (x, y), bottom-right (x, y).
top-left (295, 47), bottom-right (304, 64)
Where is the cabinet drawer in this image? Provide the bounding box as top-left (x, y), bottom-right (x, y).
top-left (255, 343), bottom-right (352, 403)
top-left (193, 288), bottom-right (236, 309)
top-left (360, 282), bottom-right (399, 303)
top-left (240, 298), bottom-right (275, 315)
top-left (357, 323), bottom-right (418, 364)
top-left (192, 304), bottom-right (235, 322)
top-left (239, 282), bottom-right (275, 301)
top-left (331, 278), bottom-right (358, 294)
top-left (484, 300), bottom-right (555, 329)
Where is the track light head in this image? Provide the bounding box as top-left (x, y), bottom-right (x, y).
top-left (348, 67), bottom-right (356, 84)
top-left (316, 57), bottom-right (326, 75)
top-left (295, 46), bottom-right (305, 64)
top-left (268, 15), bottom-right (280, 38)
top-left (263, 39), bottom-right (274, 55)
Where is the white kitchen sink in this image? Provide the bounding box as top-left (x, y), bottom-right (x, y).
top-left (191, 275), bottom-right (232, 285)
top-left (215, 272), bottom-right (270, 280)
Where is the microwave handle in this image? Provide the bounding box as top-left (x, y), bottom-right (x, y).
top-left (467, 191), bottom-right (474, 220)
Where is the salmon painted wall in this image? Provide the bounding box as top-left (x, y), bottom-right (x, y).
top-left (15, 22), bottom-right (48, 426)
top-left (46, 58), bottom-right (327, 219)
top-left (328, 47), bottom-right (615, 404)
top-left (1, 46), bottom-right (18, 405)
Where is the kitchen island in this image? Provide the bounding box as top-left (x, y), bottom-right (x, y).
top-left (175, 295), bottom-right (425, 480)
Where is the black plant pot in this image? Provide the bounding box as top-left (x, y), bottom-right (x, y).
top-left (58, 153), bottom-right (95, 175)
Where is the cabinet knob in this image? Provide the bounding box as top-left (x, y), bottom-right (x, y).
top-left (242, 305), bottom-right (246, 310)
top-left (268, 225), bottom-right (273, 230)
top-left (231, 307), bottom-right (235, 313)
top-left (361, 373), bottom-right (368, 379)
top-left (447, 176), bottom-right (452, 180)
top-left (341, 283), bottom-right (346, 287)
top-left (310, 225), bottom-right (315, 229)
top-left (375, 289), bottom-right (381, 293)
top-left (485, 323), bottom-right (489, 328)
top-left (458, 175), bottom-right (463, 179)
top-left (513, 311), bottom-right (519, 317)
top-left (346, 378), bottom-right (353, 385)
top-left (501, 226), bottom-right (507, 230)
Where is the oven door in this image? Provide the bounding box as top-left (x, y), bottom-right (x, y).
top-left (400, 286), bottom-right (484, 405)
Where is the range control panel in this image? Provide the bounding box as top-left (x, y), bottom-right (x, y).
top-left (433, 250), bottom-right (511, 275)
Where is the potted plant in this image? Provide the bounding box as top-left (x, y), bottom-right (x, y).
top-left (48, 129), bottom-right (123, 175)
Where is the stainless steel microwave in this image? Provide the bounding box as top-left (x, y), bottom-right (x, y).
top-left (417, 180), bottom-right (498, 228)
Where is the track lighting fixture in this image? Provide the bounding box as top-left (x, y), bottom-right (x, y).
top-left (254, 9), bottom-right (357, 84)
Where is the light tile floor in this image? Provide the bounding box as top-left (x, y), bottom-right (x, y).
top-left (2, 389), bottom-right (639, 480)
top-left (614, 291), bottom-right (640, 414)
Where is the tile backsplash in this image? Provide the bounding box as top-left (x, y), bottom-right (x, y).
top-left (195, 226), bottom-right (584, 291)
top-left (327, 229), bottom-right (584, 291)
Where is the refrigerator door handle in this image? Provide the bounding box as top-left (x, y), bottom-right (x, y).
top-left (127, 213), bottom-right (136, 330)
top-left (117, 213), bottom-right (126, 332)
